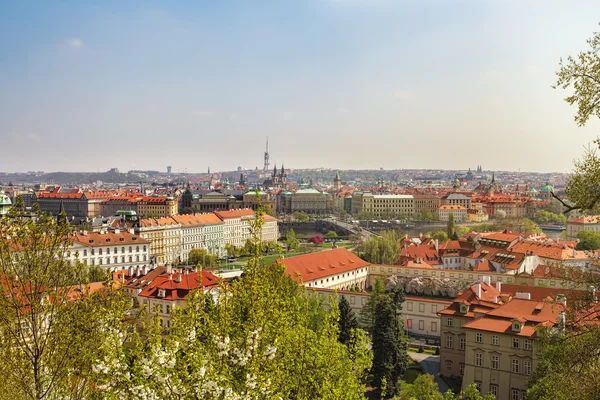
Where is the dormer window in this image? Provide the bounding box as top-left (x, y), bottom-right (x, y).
top-left (460, 304), bottom-right (469, 314)
top-left (158, 289), bottom-right (166, 298)
top-left (513, 322), bottom-right (521, 331)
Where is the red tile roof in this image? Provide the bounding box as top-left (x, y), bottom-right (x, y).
top-left (278, 248), bottom-right (370, 283)
top-left (138, 269), bottom-right (220, 300)
top-left (72, 231), bottom-right (149, 246)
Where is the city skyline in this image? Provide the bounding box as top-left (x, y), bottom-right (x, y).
top-left (2, 1), bottom-right (600, 173)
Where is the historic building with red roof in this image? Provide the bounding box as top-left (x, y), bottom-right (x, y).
top-left (278, 248), bottom-right (370, 291)
top-left (439, 276), bottom-right (583, 399)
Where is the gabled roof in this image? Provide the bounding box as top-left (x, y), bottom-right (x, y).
top-left (138, 269), bottom-right (220, 300)
top-left (278, 248), bottom-right (369, 283)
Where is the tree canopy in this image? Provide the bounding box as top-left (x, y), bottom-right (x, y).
top-left (355, 230), bottom-right (401, 265)
top-left (576, 229), bottom-right (600, 250)
top-left (554, 30), bottom-right (600, 213)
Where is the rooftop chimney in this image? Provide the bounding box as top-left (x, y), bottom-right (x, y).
top-left (495, 281), bottom-right (502, 293)
top-left (166, 264), bottom-right (172, 275)
top-left (128, 266), bottom-right (133, 277)
top-left (515, 292), bottom-right (531, 300)
top-left (572, 248), bottom-right (577, 258)
top-left (435, 239), bottom-right (439, 252)
top-left (591, 286), bottom-right (597, 303)
top-left (557, 294), bottom-right (567, 306)
top-left (475, 283), bottom-right (482, 298)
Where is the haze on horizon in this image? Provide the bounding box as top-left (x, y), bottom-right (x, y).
top-left (1, 0), bottom-right (600, 174)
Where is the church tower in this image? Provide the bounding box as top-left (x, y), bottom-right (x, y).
top-left (280, 164), bottom-right (287, 188)
top-left (334, 171), bottom-right (342, 190)
top-left (272, 163), bottom-right (279, 187)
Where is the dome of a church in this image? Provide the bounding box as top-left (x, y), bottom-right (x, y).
top-left (540, 183), bottom-right (554, 193)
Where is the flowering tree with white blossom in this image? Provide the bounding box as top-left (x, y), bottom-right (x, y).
top-left (88, 203), bottom-right (372, 399)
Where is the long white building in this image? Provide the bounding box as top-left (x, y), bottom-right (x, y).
top-left (214, 209), bottom-right (279, 247)
top-left (69, 230), bottom-right (151, 271)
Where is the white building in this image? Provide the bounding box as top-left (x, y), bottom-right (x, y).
top-left (214, 209), bottom-right (278, 248)
top-left (567, 215), bottom-right (600, 240)
top-left (438, 205), bottom-right (467, 222)
top-left (279, 247), bottom-right (370, 291)
top-left (69, 230), bottom-right (150, 271)
top-left (171, 213), bottom-right (225, 260)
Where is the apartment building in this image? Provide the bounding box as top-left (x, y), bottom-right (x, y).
top-left (566, 215), bottom-right (600, 239)
top-left (413, 194), bottom-right (441, 214)
top-left (439, 278), bottom-right (569, 400)
top-left (171, 213), bottom-right (225, 260)
top-left (137, 217), bottom-right (182, 265)
top-left (404, 296), bottom-right (452, 342)
top-left (438, 205), bottom-right (467, 222)
top-left (351, 192), bottom-right (415, 218)
top-left (68, 230), bottom-right (150, 270)
top-left (34, 187), bottom-right (111, 219)
top-left (137, 266), bottom-right (220, 328)
top-left (304, 287), bottom-right (451, 342)
top-left (214, 209), bottom-right (278, 247)
top-left (137, 196), bottom-right (178, 218)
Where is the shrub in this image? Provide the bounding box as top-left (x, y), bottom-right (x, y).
top-left (417, 345), bottom-right (424, 353)
top-left (435, 347), bottom-right (440, 355)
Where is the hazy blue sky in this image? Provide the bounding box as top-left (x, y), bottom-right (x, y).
top-left (1, 0), bottom-right (600, 173)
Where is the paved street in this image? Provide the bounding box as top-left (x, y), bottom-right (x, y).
top-left (408, 351), bottom-right (450, 394)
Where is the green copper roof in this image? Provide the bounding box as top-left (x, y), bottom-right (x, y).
top-left (0, 195), bottom-right (11, 206)
top-left (540, 184), bottom-right (554, 193)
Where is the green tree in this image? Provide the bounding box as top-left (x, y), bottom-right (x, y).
top-left (552, 30), bottom-right (600, 213)
top-left (371, 295), bottom-right (408, 396)
top-left (397, 374), bottom-right (443, 400)
top-left (527, 326), bottom-right (600, 400)
top-left (355, 230), bottom-right (400, 265)
top-left (324, 230), bottom-right (339, 239)
top-left (188, 248), bottom-right (218, 266)
top-left (338, 295), bottom-right (359, 345)
top-left (87, 264), bottom-right (109, 283)
top-left (359, 278), bottom-right (386, 331)
top-left (414, 210), bottom-right (438, 221)
top-left (535, 210), bottom-right (567, 225)
top-left (225, 243), bottom-right (239, 258)
top-left (522, 218), bottom-right (542, 234)
top-left (447, 213), bottom-right (455, 238)
top-left (456, 225), bottom-right (471, 238)
top-left (432, 231), bottom-right (449, 243)
top-left (285, 228), bottom-right (300, 252)
top-left (0, 199), bottom-right (133, 399)
top-left (293, 211), bottom-right (311, 222)
top-left (576, 229), bottom-right (600, 250)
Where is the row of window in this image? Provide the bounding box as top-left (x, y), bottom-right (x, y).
top-left (88, 255), bottom-right (148, 265)
top-left (78, 245), bottom-right (147, 257)
top-left (473, 352), bottom-right (532, 375)
top-left (446, 332), bottom-right (532, 351)
top-left (406, 302), bottom-right (439, 314)
top-left (475, 382), bottom-right (527, 400)
top-left (407, 319), bottom-right (438, 332)
top-left (475, 332), bottom-right (532, 350)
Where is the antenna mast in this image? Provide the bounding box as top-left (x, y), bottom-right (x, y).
top-left (263, 136), bottom-right (270, 171)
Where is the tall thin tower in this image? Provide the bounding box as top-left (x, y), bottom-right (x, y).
top-left (263, 136), bottom-right (270, 171)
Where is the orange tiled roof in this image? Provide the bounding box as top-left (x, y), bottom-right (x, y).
top-left (138, 269), bottom-right (219, 300)
top-left (72, 231), bottom-right (149, 246)
top-left (214, 209), bottom-right (256, 219)
top-left (278, 248), bottom-right (370, 283)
